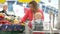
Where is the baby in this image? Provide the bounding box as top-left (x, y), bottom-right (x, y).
top-left (34, 12), bottom-right (42, 23)
top-left (32, 12), bottom-right (43, 31)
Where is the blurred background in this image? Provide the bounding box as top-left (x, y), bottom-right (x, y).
top-left (0, 0), bottom-right (59, 34)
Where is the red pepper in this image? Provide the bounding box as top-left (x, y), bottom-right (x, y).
top-left (0, 16), bottom-right (4, 19)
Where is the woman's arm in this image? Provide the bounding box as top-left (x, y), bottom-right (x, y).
top-left (20, 10), bottom-right (29, 23)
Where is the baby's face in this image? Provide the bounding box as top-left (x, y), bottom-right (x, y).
top-left (34, 12), bottom-right (42, 20)
top-left (35, 14), bottom-right (42, 20)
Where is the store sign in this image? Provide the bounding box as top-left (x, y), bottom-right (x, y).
top-left (35, 0), bottom-right (40, 3)
top-left (42, 5), bottom-right (58, 14)
top-left (18, 0), bottom-right (32, 3)
top-left (18, 0), bottom-right (40, 3)
top-left (0, 0), bottom-right (6, 4)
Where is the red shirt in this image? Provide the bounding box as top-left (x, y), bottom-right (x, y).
top-left (21, 9), bottom-right (44, 22)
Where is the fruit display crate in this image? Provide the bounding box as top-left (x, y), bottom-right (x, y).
top-left (0, 24), bottom-right (25, 34)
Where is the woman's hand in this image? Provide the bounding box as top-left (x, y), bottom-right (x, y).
top-left (19, 21), bottom-right (25, 26)
top-left (28, 21), bottom-right (32, 29)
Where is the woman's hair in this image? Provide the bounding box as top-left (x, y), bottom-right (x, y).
top-left (29, 1), bottom-right (38, 11)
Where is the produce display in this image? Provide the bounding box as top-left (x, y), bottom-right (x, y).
top-left (0, 13), bottom-right (5, 19)
top-left (0, 13), bottom-right (25, 32)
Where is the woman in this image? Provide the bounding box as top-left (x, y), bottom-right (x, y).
top-left (20, 1), bottom-right (44, 23)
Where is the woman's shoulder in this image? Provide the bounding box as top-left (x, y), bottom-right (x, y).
top-left (27, 8), bottom-right (31, 11)
top-left (25, 8), bottom-right (31, 14)
top-left (38, 8), bottom-right (43, 12)
top-left (26, 8), bottom-right (32, 12)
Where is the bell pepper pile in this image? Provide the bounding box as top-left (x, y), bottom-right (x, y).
top-left (0, 13), bottom-right (25, 32)
top-left (0, 13), bottom-right (5, 19)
